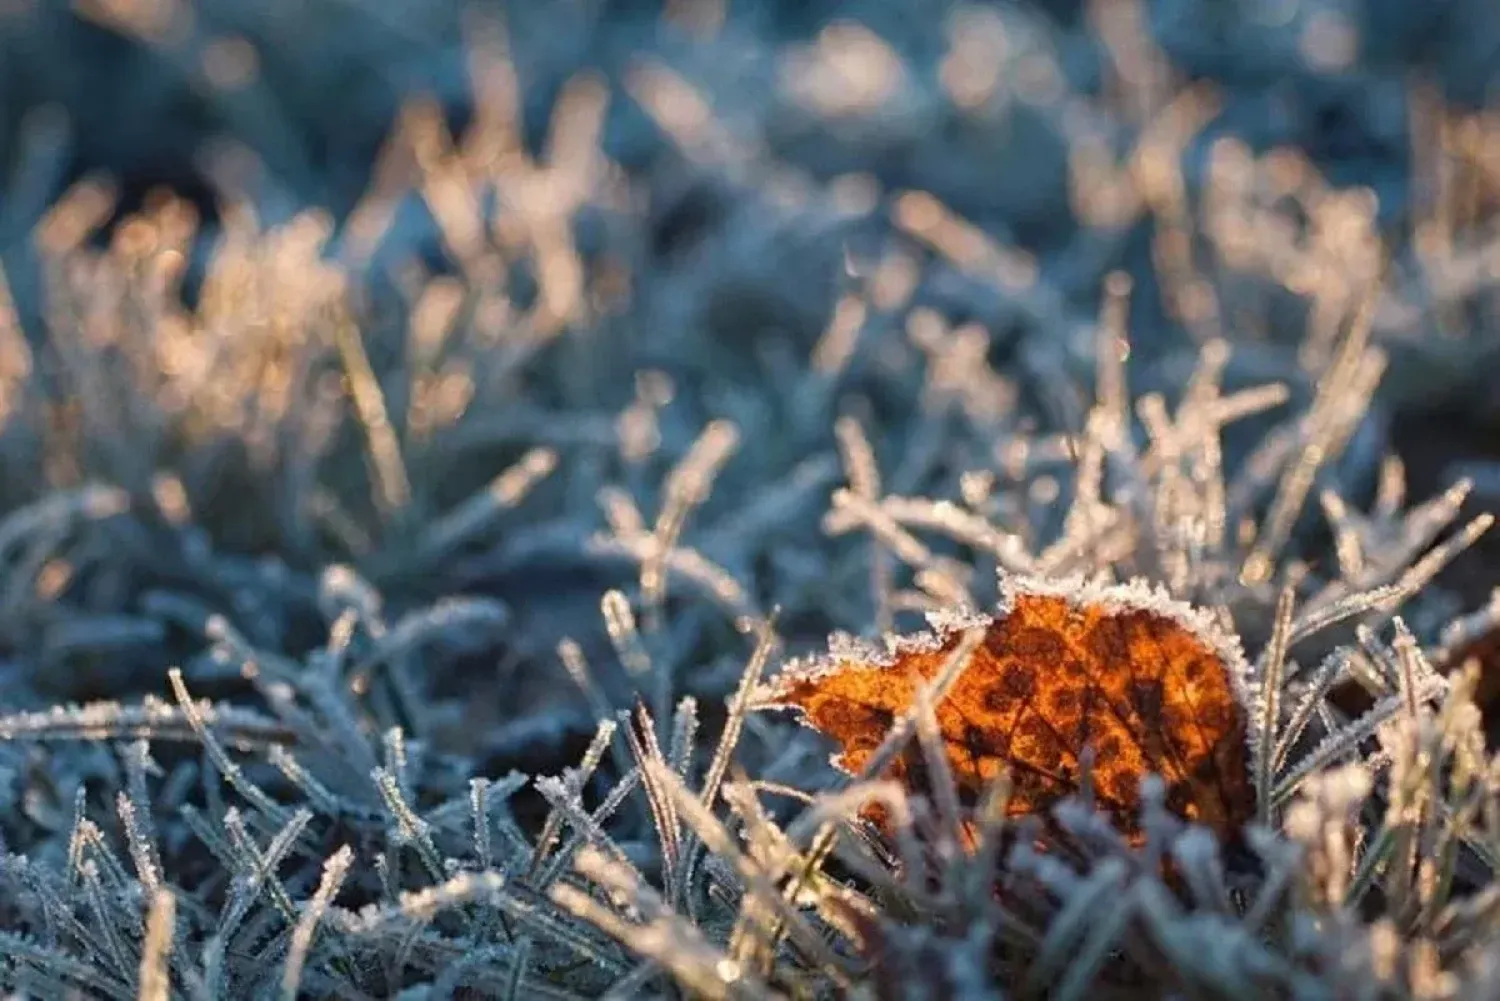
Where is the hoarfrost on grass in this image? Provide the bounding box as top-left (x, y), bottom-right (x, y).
top-left (3, 1), bottom-right (1500, 998)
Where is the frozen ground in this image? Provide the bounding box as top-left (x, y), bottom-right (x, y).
top-left (1, 2), bottom-right (1499, 998)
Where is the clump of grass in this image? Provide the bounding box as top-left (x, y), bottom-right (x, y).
top-left (2, 2), bottom-right (1500, 998)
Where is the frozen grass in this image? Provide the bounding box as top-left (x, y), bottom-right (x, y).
top-left (2, 1), bottom-right (1500, 998)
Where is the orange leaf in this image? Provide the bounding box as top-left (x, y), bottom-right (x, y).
top-left (758, 576), bottom-right (1256, 844)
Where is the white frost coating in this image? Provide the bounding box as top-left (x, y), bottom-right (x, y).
top-left (753, 572), bottom-right (1257, 733)
top-left (750, 605), bottom-right (994, 710)
top-left (0, 695), bottom-right (292, 745)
